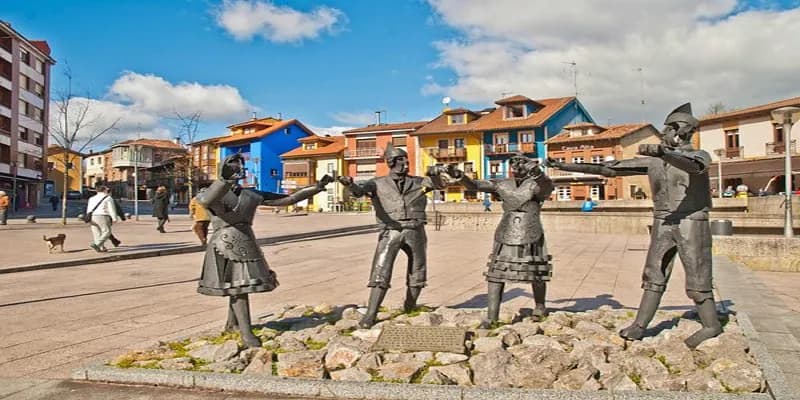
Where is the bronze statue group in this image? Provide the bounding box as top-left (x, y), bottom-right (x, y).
top-left (196, 103), bottom-right (723, 350)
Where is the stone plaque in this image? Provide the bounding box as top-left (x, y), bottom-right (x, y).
top-left (372, 325), bottom-right (467, 354)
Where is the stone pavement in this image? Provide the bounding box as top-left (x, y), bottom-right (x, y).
top-left (0, 214), bottom-right (799, 398)
top-left (0, 212), bottom-right (375, 271)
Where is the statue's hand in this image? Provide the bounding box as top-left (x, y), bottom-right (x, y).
top-left (530, 163), bottom-right (544, 178)
top-left (543, 157), bottom-right (563, 169)
top-left (446, 165), bottom-right (465, 180)
top-left (426, 165), bottom-right (447, 177)
top-left (336, 176), bottom-right (353, 186)
top-left (638, 144), bottom-right (665, 157)
top-left (317, 174), bottom-right (334, 189)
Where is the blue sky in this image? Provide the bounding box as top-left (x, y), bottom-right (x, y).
top-left (3, 0), bottom-right (800, 149)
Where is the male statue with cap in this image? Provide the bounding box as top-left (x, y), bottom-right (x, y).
top-left (337, 144), bottom-right (449, 328)
top-left (546, 103), bottom-right (722, 348)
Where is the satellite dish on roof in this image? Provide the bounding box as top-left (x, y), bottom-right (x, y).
top-left (442, 97), bottom-right (451, 105)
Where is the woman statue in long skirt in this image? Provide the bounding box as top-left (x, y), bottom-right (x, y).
top-left (452, 153), bottom-right (554, 328)
top-left (197, 154), bottom-right (333, 347)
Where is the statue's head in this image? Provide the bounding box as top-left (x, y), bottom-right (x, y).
top-left (509, 153), bottom-right (537, 179)
top-left (384, 144), bottom-right (409, 176)
top-left (661, 103), bottom-right (699, 148)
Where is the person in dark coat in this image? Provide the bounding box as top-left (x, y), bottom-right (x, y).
top-left (49, 195), bottom-right (59, 211)
top-left (152, 186), bottom-right (170, 233)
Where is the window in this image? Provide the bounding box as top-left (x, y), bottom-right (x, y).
top-left (17, 152), bottom-right (26, 167)
top-left (493, 133), bottom-right (508, 145)
top-left (356, 139), bottom-right (376, 149)
top-left (591, 155), bottom-right (602, 164)
top-left (463, 162), bottom-right (474, 173)
top-left (590, 185), bottom-right (601, 199)
top-left (438, 139), bottom-right (449, 149)
top-left (243, 128), bottom-right (255, 134)
top-left (19, 49), bottom-right (30, 65)
top-left (557, 186), bottom-right (571, 201)
top-left (32, 106), bottom-right (42, 121)
top-left (34, 58), bottom-right (44, 74)
top-left (327, 162), bottom-right (334, 173)
top-left (504, 104), bottom-right (525, 119)
top-left (391, 136), bottom-right (407, 147)
top-left (454, 138), bottom-right (465, 148)
top-left (303, 143), bottom-right (316, 150)
top-left (356, 161), bottom-right (376, 176)
top-left (489, 161), bottom-right (502, 177)
top-left (31, 156), bottom-right (42, 171)
top-left (0, 143), bottom-right (9, 163)
top-left (519, 132), bottom-right (534, 143)
top-left (572, 156), bottom-right (584, 163)
top-left (774, 124), bottom-right (784, 144)
top-left (725, 129), bottom-right (740, 149)
top-left (450, 113), bottom-right (466, 124)
top-left (18, 127), bottom-right (28, 142)
top-left (34, 131), bottom-right (42, 145)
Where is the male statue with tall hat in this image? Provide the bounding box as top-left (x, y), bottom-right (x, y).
top-left (337, 144), bottom-right (449, 328)
top-left (546, 103), bottom-right (722, 348)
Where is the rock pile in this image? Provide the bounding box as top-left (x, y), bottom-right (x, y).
top-left (109, 304), bottom-right (764, 393)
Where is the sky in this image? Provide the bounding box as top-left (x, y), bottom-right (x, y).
top-left (3, 0), bottom-right (799, 151)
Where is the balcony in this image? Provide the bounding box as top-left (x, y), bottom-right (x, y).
top-left (426, 147), bottom-right (466, 160)
top-left (344, 147), bottom-right (381, 159)
top-left (484, 142), bottom-right (536, 155)
top-left (724, 146), bottom-right (743, 159)
top-left (766, 140), bottom-right (796, 156)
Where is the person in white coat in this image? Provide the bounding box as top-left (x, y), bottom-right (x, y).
top-left (86, 186), bottom-right (120, 252)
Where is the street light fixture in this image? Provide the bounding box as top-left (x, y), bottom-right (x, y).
top-left (770, 106), bottom-right (800, 238)
top-left (713, 148), bottom-right (725, 198)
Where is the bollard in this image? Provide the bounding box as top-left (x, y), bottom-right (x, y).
top-left (710, 219), bottom-right (733, 236)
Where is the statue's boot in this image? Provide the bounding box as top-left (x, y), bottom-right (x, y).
top-left (224, 297), bottom-right (238, 332)
top-left (359, 287), bottom-right (387, 329)
top-left (479, 282), bottom-right (504, 329)
top-left (685, 298), bottom-right (723, 348)
top-left (231, 294), bottom-right (262, 348)
top-left (403, 286), bottom-right (422, 313)
top-left (619, 290), bottom-right (662, 340)
top-left (531, 281), bottom-right (547, 321)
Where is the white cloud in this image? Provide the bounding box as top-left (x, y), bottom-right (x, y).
top-left (330, 111), bottom-right (378, 126)
top-left (307, 125), bottom-right (353, 137)
top-left (50, 72), bottom-right (256, 151)
top-left (216, 0), bottom-right (345, 43)
top-left (425, 1), bottom-right (800, 124)
top-left (109, 72), bottom-right (253, 120)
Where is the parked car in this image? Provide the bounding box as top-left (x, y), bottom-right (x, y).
top-left (66, 190), bottom-right (83, 200)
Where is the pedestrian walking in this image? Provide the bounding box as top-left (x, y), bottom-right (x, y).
top-left (189, 186), bottom-right (211, 246)
top-left (0, 191), bottom-right (9, 225)
top-left (483, 195), bottom-right (492, 212)
top-left (86, 186), bottom-right (120, 252)
top-left (152, 186), bottom-right (169, 233)
top-left (49, 195), bottom-right (59, 211)
top-left (581, 197), bottom-right (598, 212)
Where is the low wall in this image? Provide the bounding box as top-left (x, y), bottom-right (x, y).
top-left (713, 236), bottom-right (800, 272)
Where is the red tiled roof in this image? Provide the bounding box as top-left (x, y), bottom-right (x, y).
top-left (226, 117), bottom-right (282, 129)
top-left (547, 124), bottom-right (652, 144)
top-left (700, 96), bottom-right (800, 125)
top-left (342, 121), bottom-right (428, 135)
top-left (563, 122), bottom-right (603, 129)
top-left (442, 108), bottom-right (479, 116)
top-left (30, 40), bottom-right (51, 55)
top-left (495, 95), bottom-right (540, 106)
top-left (281, 136), bottom-right (345, 158)
top-left (116, 138), bottom-right (186, 150)
top-left (414, 96), bottom-right (576, 135)
top-left (216, 119), bottom-right (314, 145)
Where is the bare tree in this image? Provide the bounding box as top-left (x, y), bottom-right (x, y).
top-left (49, 67), bottom-right (119, 225)
top-left (706, 102), bottom-right (728, 115)
top-left (172, 111), bottom-right (201, 200)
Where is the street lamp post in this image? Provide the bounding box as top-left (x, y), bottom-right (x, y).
top-left (713, 148), bottom-right (725, 198)
top-left (133, 145), bottom-right (140, 221)
top-left (10, 161), bottom-right (16, 213)
top-left (771, 106), bottom-right (800, 238)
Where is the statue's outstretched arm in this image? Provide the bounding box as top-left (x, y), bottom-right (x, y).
top-left (259, 175), bottom-right (333, 206)
top-left (197, 180), bottom-right (231, 208)
top-left (342, 178), bottom-right (377, 198)
top-left (548, 157), bottom-right (649, 177)
top-left (459, 175), bottom-right (498, 193)
top-left (532, 169), bottom-right (554, 198)
top-left (662, 149), bottom-right (710, 174)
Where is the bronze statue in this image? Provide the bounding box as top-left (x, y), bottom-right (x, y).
top-left (337, 144), bottom-right (448, 328)
top-left (197, 154), bottom-right (333, 347)
top-left (546, 103), bottom-right (722, 348)
top-left (451, 154), bottom-right (554, 327)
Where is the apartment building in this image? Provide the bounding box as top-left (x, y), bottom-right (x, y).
top-left (105, 139), bottom-right (187, 200)
top-left (342, 121), bottom-right (425, 180)
top-left (83, 149), bottom-right (110, 189)
top-left (280, 135), bottom-right (346, 211)
top-left (0, 21), bottom-right (55, 209)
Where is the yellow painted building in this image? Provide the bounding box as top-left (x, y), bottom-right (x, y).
top-left (413, 108), bottom-right (485, 202)
top-left (47, 146), bottom-right (83, 193)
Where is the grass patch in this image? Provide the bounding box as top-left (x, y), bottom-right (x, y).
top-left (203, 330), bottom-right (240, 345)
top-left (271, 362), bottom-right (278, 376)
top-left (113, 356), bottom-right (136, 369)
top-left (404, 305), bottom-right (433, 317)
top-left (189, 358), bottom-right (209, 371)
top-left (626, 311), bottom-right (636, 318)
top-left (628, 372), bottom-right (642, 385)
top-left (341, 328), bottom-right (356, 336)
top-left (166, 339), bottom-right (192, 357)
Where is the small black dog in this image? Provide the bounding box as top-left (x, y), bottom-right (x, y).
top-left (43, 233), bottom-right (66, 253)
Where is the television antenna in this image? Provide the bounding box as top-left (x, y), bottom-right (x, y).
top-left (635, 67), bottom-right (646, 123)
top-left (562, 61), bottom-right (579, 97)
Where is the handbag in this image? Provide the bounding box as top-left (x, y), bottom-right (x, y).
top-left (83, 195), bottom-right (109, 223)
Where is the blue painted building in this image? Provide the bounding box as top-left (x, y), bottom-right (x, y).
top-left (217, 117), bottom-right (314, 192)
top-left (471, 95), bottom-right (594, 178)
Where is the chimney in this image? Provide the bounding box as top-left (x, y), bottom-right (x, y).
top-left (277, 112), bottom-right (282, 120)
top-left (174, 137), bottom-right (182, 145)
top-left (251, 112), bottom-right (257, 120)
top-left (375, 111), bottom-right (381, 126)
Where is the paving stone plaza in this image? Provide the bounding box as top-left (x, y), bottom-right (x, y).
top-left (1, 213), bottom-right (799, 399)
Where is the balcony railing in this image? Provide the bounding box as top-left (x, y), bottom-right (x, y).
top-left (484, 142), bottom-right (536, 155)
top-left (725, 146), bottom-right (743, 159)
top-left (426, 147), bottom-right (466, 159)
top-left (344, 147), bottom-right (381, 159)
top-left (766, 140), bottom-right (796, 156)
